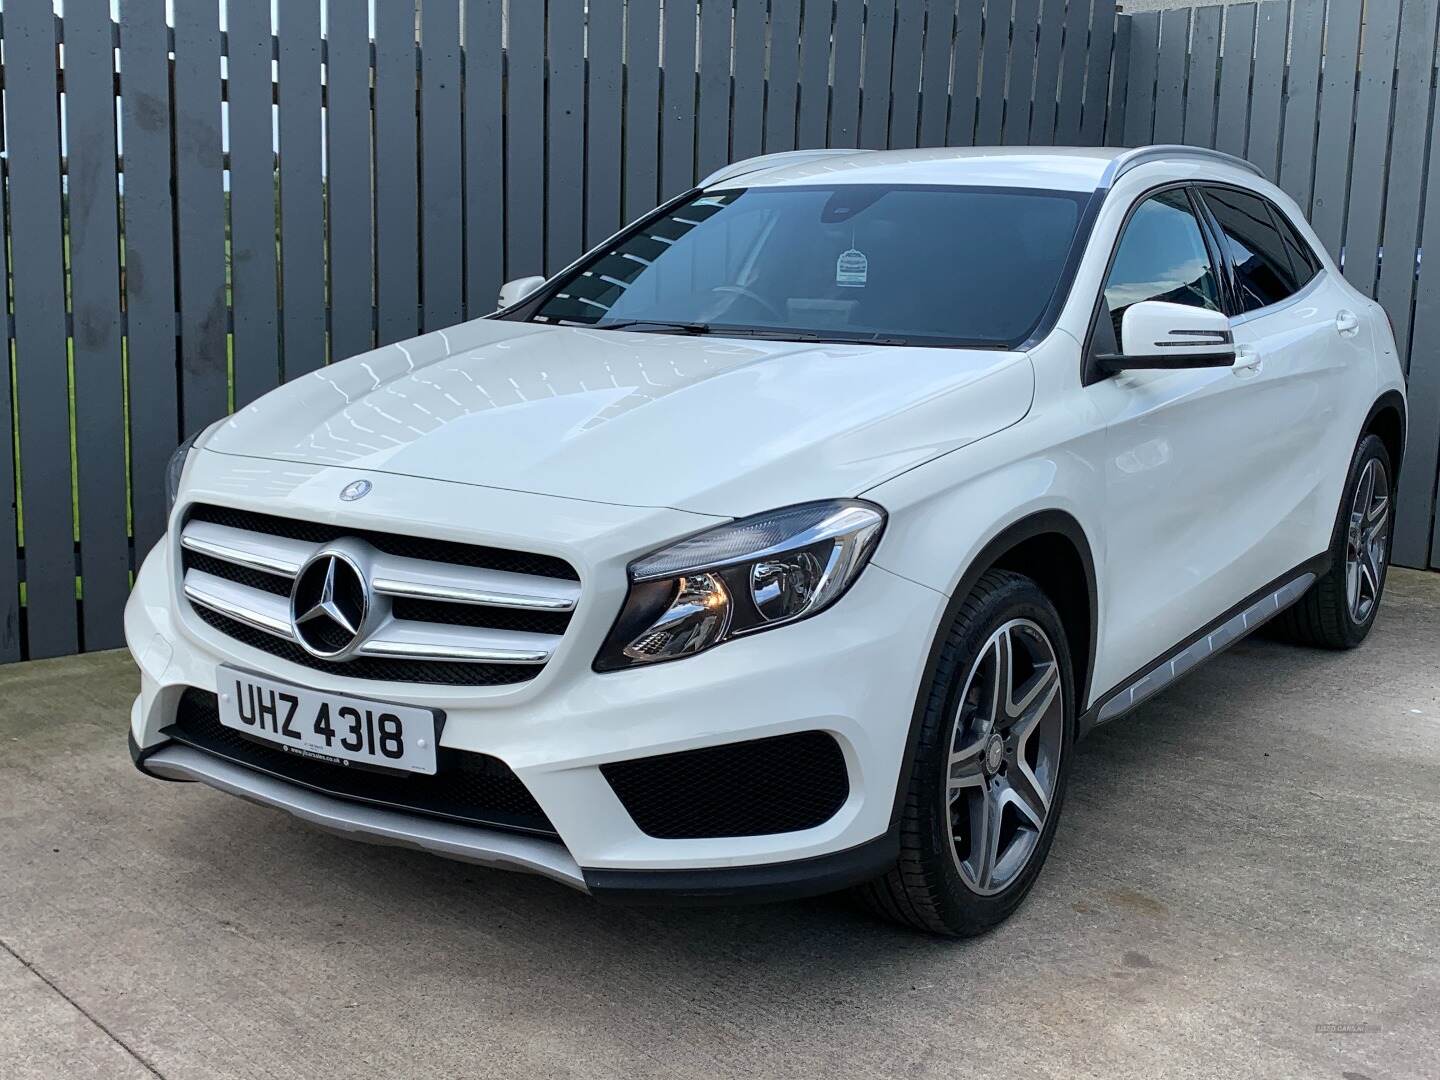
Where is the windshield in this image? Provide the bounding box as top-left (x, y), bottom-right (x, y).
top-left (528, 184), bottom-right (1089, 347)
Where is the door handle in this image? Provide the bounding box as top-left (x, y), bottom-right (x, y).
top-left (1336, 309), bottom-right (1361, 336)
top-left (1232, 345), bottom-right (1262, 375)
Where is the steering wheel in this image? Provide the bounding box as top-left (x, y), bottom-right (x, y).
top-left (707, 284), bottom-right (786, 322)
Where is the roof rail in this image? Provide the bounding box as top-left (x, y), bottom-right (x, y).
top-left (698, 148), bottom-right (873, 188)
top-left (1100, 144), bottom-right (1266, 188)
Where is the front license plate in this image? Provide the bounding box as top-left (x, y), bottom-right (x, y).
top-left (217, 666), bottom-right (439, 775)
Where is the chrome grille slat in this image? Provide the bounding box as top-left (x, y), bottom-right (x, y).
top-left (178, 507), bottom-right (578, 684)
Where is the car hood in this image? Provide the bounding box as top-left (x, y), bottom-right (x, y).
top-left (204, 319), bottom-right (1035, 517)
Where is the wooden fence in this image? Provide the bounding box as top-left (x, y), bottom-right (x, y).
top-left (1115, 0), bottom-right (1440, 575)
top-left (0, 0), bottom-right (1125, 662)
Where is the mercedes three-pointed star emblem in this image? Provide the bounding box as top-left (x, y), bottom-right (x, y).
top-left (290, 550), bottom-right (370, 659)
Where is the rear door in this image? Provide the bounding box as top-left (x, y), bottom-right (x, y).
top-left (1195, 185), bottom-right (1368, 571)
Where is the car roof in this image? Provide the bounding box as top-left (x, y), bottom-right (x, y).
top-left (703, 145), bottom-right (1263, 194)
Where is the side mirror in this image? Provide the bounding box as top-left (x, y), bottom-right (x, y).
top-left (1097, 300), bottom-right (1236, 373)
top-left (497, 275), bottom-right (546, 310)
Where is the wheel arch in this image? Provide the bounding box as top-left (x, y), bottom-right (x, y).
top-left (887, 509), bottom-right (1099, 833)
top-left (1363, 390), bottom-right (1406, 482)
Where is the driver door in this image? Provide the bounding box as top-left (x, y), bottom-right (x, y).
top-left (1085, 187), bottom-right (1281, 697)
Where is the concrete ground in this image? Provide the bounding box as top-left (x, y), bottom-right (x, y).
top-left (2, 571), bottom-right (1437, 1080)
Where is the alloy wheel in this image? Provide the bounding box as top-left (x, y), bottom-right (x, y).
top-left (1346, 457), bottom-right (1390, 624)
top-left (944, 619), bottom-right (1065, 896)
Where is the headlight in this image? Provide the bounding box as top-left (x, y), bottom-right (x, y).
top-left (594, 500), bottom-right (885, 671)
top-left (164, 430), bottom-right (203, 517)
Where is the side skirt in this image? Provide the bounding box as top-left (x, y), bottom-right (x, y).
top-left (1078, 555), bottom-right (1329, 737)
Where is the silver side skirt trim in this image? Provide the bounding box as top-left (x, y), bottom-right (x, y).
top-left (144, 745), bottom-right (588, 892)
top-left (1095, 572), bottom-right (1316, 726)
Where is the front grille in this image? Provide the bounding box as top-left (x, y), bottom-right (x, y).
top-left (167, 688), bottom-right (557, 836)
top-left (178, 503), bottom-right (580, 686)
top-left (601, 731), bottom-right (850, 839)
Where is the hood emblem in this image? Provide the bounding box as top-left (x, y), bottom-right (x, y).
top-left (340, 479), bottom-right (373, 502)
top-left (291, 551), bottom-right (370, 659)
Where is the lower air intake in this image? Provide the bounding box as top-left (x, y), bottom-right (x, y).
top-left (600, 730), bottom-right (849, 839)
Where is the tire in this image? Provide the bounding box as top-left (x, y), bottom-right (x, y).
top-left (855, 569), bottom-right (1075, 937)
top-left (1270, 433), bottom-right (1394, 649)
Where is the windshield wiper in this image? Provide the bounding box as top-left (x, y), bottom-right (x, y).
top-left (592, 319), bottom-right (714, 335)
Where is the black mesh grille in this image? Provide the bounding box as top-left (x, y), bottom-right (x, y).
top-left (190, 605), bottom-right (539, 686)
top-left (601, 731), bottom-right (849, 839)
top-left (167, 688), bottom-right (556, 836)
top-left (186, 503), bottom-right (580, 581)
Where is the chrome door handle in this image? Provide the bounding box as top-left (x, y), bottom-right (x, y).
top-left (1336, 309), bottom-right (1360, 336)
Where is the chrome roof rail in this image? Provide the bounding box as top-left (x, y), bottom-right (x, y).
top-left (699, 148), bottom-right (873, 188)
top-left (1099, 144), bottom-right (1266, 189)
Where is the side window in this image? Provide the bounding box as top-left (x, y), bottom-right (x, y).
top-left (1102, 189), bottom-right (1222, 344)
top-left (1200, 186), bottom-right (1303, 312)
top-left (1271, 205), bottom-right (1321, 287)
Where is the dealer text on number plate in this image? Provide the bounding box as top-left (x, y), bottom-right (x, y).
top-left (217, 667), bottom-right (438, 774)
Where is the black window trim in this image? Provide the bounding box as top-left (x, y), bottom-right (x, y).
top-left (1080, 180), bottom-right (1232, 386)
top-left (1191, 180), bottom-right (1324, 318)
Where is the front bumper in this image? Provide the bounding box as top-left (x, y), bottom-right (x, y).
top-left (127, 459), bottom-right (946, 899)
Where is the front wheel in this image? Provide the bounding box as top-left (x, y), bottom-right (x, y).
top-left (855, 570), bottom-right (1074, 936)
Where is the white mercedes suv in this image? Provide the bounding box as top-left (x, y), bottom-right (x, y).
top-left (127, 146), bottom-right (1406, 936)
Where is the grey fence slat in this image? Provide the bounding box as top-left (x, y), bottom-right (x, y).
top-left (465, 0), bottom-right (504, 310)
top-left (622, 0), bottom-right (661, 220)
top-left (64, 0), bottom-right (129, 650)
top-left (1310, 0), bottom-right (1364, 259)
top-left (118, 0), bottom-right (179, 557)
top-left (584, 0), bottom-right (624, 247)
top-left (1002, 0), bottom-right (1040, 145)
top-left (1374, 0), bottom-right (1440, 366)
top-left (546, 0), bottom-right (584, 275)
top-left (696, 0), bottom-right (731, 178)
top-left (325, 0), bottom-right (373, 357)
top-left (1122, 12), bottom-right (1160, 146)
top-left (733, 1), bottom-right (767, 160)
top-left (1214, 3), bottom-right (1255, 160)
top-left (276, 0), bottom-right (326, 374)
top-left (1083, 1), bottom-right (1118, 145)
top-left (889, 0), bottom-right (926, 149)
top-left (765, 0), bottom-right (802, 152)
top-left (6, 3), bottom-right (75, 657)
top-left (1053, 0), bottom-right (1090, 144)
top-left (0, 173), bottom-right (15, 659)
top-left (797, 0), bottom-right (833, 148)
top-left (421, 0), bottom-right (464, 327)
top-left (976, 0), bottom-right (1011, 144)
top-left (505, 0), bottom-right (545, 275)
top-left (1029, 0), bottom-right (1066, 145)
top-left (918, 0), bottom-right (955, 147)
top-left (375, 0), bottom-right (420, 342)
top-left (830, 0), bottom-right (864, 146)
top-left (660, 0), bottom-right (697, 197)
top-left (1244, 2), bottom-right (1286, 179)
top-left (947, 1), bottom-right (984, 146)
top-left (1397, 118), bottom-right (1440, 566)
top-left (859, 0), bottom-right (897, 149)
top-left (173, 4), bottom-right (229, 430)
top-left (1277, 1), bottom-right (1322, 209)
top-left (1151, 9), bottom-right (1188, 145)
top-left (1341, 0), bottom-right (1402, 296)
top-left (229, 0), bottom-right (281, 402)
top-left (1182, 5), bottom-right (1220, 148)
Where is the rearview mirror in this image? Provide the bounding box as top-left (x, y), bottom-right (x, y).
top-left (497, 275), bottom-right (546, 310)
top-left (1097, 300), bottom-right (1236, 373)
